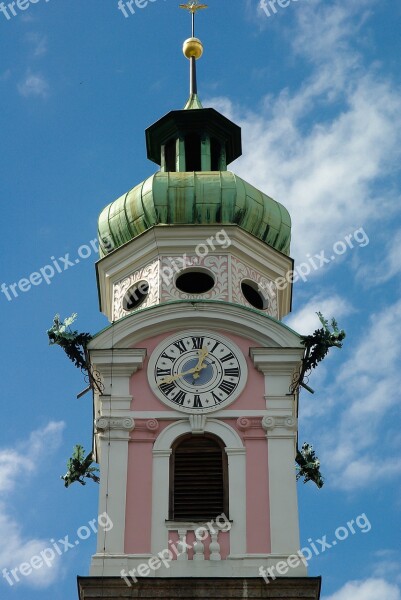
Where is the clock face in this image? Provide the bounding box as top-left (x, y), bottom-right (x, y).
top-left (148, 331), bottom-right (247, 413)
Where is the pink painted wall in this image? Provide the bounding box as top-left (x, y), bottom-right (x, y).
top-left (124, 420), bottom-right (173, 554)
top-left (246, 436), bottom-right (270, 553)
top-left (124, 329), bottom-right (271, 556)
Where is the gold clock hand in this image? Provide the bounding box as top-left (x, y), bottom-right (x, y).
top-left (158, 363), bottom-right (207, 386)
top-left (192, 348), bottom-right (209, 379)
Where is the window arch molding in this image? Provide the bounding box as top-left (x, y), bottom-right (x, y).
top-left (151, 419), bottom-right (246, 557)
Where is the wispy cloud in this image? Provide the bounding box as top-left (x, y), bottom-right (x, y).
top-left (0, 422), bottom-right (65, 588)
top-left (25, 33), bottom-right (48, 58)
top-left (323, 578), bottom-right (401, 600)
top-left (285, 294), bottom-right (353, 334)
top-left (372, 550), bottom-right (401, 584)
top-left (18, 71), bottom-right (49, 98)
top-left (357, 228), bottom-right (401, 286)
top-left (302, 298), bottom-right (401, 491)
top-left (207, 0), bottom-right (401, 262)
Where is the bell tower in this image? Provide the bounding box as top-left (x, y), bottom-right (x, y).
top-left (78, 3), bottom-right (321, 599)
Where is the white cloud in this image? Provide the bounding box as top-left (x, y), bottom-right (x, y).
top-left (0, 422), bottom-right (65, 588)
top-left (208, 0), bottom-right (401, 262)
top-left (18, 71), bottom-right (49, 98)
top-left (285, 293), bottom-right (401, 490)
top-left (323, 578), bottom-right (401, 600)
top-left (285, 294), bottom-right (353, 335)
top-left (316, 299), bottom-right (401, 490)
top-left (372, 551), bottom-right (401, 584)
top-left (357, 228), bottom-right (401, 286)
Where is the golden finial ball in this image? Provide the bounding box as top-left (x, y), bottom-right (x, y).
top-left (183, 37), bottom-right (204, 60)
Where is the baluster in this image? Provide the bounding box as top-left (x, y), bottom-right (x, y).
top-left (177, 529), bottom-right (189, 561)
top-left (193, 531), bottom-right (205, 561)
top-left (209, 531), bottom-right (221, 561)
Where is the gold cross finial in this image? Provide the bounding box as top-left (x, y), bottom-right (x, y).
top-left (179, 1), bottom-right (208, 15)
top-left (180, 1), bottom-right (208, 37)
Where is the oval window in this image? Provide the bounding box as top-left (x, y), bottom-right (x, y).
top-left (175, 269), bottom-right (215, 294)
top-left (123, 280), bottom-right (149, 311)
top-left (241, 279), bottom-right (268, 310)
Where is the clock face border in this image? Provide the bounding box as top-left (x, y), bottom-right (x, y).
top-left (147, 330), bottom-right (248, 413)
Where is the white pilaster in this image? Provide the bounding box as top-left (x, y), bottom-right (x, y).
top-left (88, 348), bottom-right (146, 564)
top-left (251, 347), bottom-right (306, 564)
top-left (94, 417), bottom-right (135, 555)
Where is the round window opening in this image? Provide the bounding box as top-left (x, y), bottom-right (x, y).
top-left (123, 280), bottom-right (149, 311)
top-left (175, 269), bottom-right (215, 294)
top-left (241, 280), bottom-right (268, 310)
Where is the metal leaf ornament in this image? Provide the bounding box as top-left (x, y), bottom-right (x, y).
top-left (47, 313), bottom-right (92, 371)
top-left (61, 445), bottom-right (100, 488)
top-left (293, 312), bottom-right (346, 393)
top-left (296, 443), bottom-right (324, 488)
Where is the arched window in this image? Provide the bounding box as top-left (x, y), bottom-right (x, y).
top-left (169, 434), bottom-right (228, 521)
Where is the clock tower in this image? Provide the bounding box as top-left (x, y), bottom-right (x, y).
top-left (78, 4), bottom-right (321, 599)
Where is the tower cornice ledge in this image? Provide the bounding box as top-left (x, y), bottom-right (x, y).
top-left (88, 302), bottom-right (302, 350)
top-left (87, 348), bottom-right (146, 373)
top-left (250, 347), bottom-right (304, 373)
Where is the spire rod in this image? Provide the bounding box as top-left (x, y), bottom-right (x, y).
top-left (180, 1), bottom-right (207, 107)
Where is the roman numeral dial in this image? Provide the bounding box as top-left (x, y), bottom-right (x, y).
top-left (147, 331), bottom-right (248, 413)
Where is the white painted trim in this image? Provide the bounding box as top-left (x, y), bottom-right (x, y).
top-left (153, 419), bottom-right (243, 451)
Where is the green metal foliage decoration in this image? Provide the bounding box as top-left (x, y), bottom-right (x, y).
top-left (61, 445), bottom-right (99, 488)
top-left (291, 313), bottom-right (345, 488)
top-left (296, 443), bottom-right (324, 489)
top-left (47, 313), bottom-right (92, 371)
top-left (293, 312), bottom-right (346, 394)
top-left (47, 314), bottom-right (101, 488)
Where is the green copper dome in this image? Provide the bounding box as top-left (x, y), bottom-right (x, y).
top-left (98, 171), bottom-right (291, 257)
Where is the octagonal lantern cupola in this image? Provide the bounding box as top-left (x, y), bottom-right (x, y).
top-left (145, 105), bottom-right (242, 173)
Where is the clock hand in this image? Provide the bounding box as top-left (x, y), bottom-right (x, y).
top-left (192, 348), bottom-right (209, 380)
top-left (158, 363), bottom-right (208, 386)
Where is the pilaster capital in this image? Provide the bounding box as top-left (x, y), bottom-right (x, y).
top-left (95, 416), bottom-right (135, 436)
top-left (262, 415), bottom-right (297, 438)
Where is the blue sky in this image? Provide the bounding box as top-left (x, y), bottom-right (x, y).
top-left (0, 0), bottom-right (400, 598)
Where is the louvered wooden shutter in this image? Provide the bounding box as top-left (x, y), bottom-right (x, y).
top-left (170, 435), bottom-right (228, 521)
